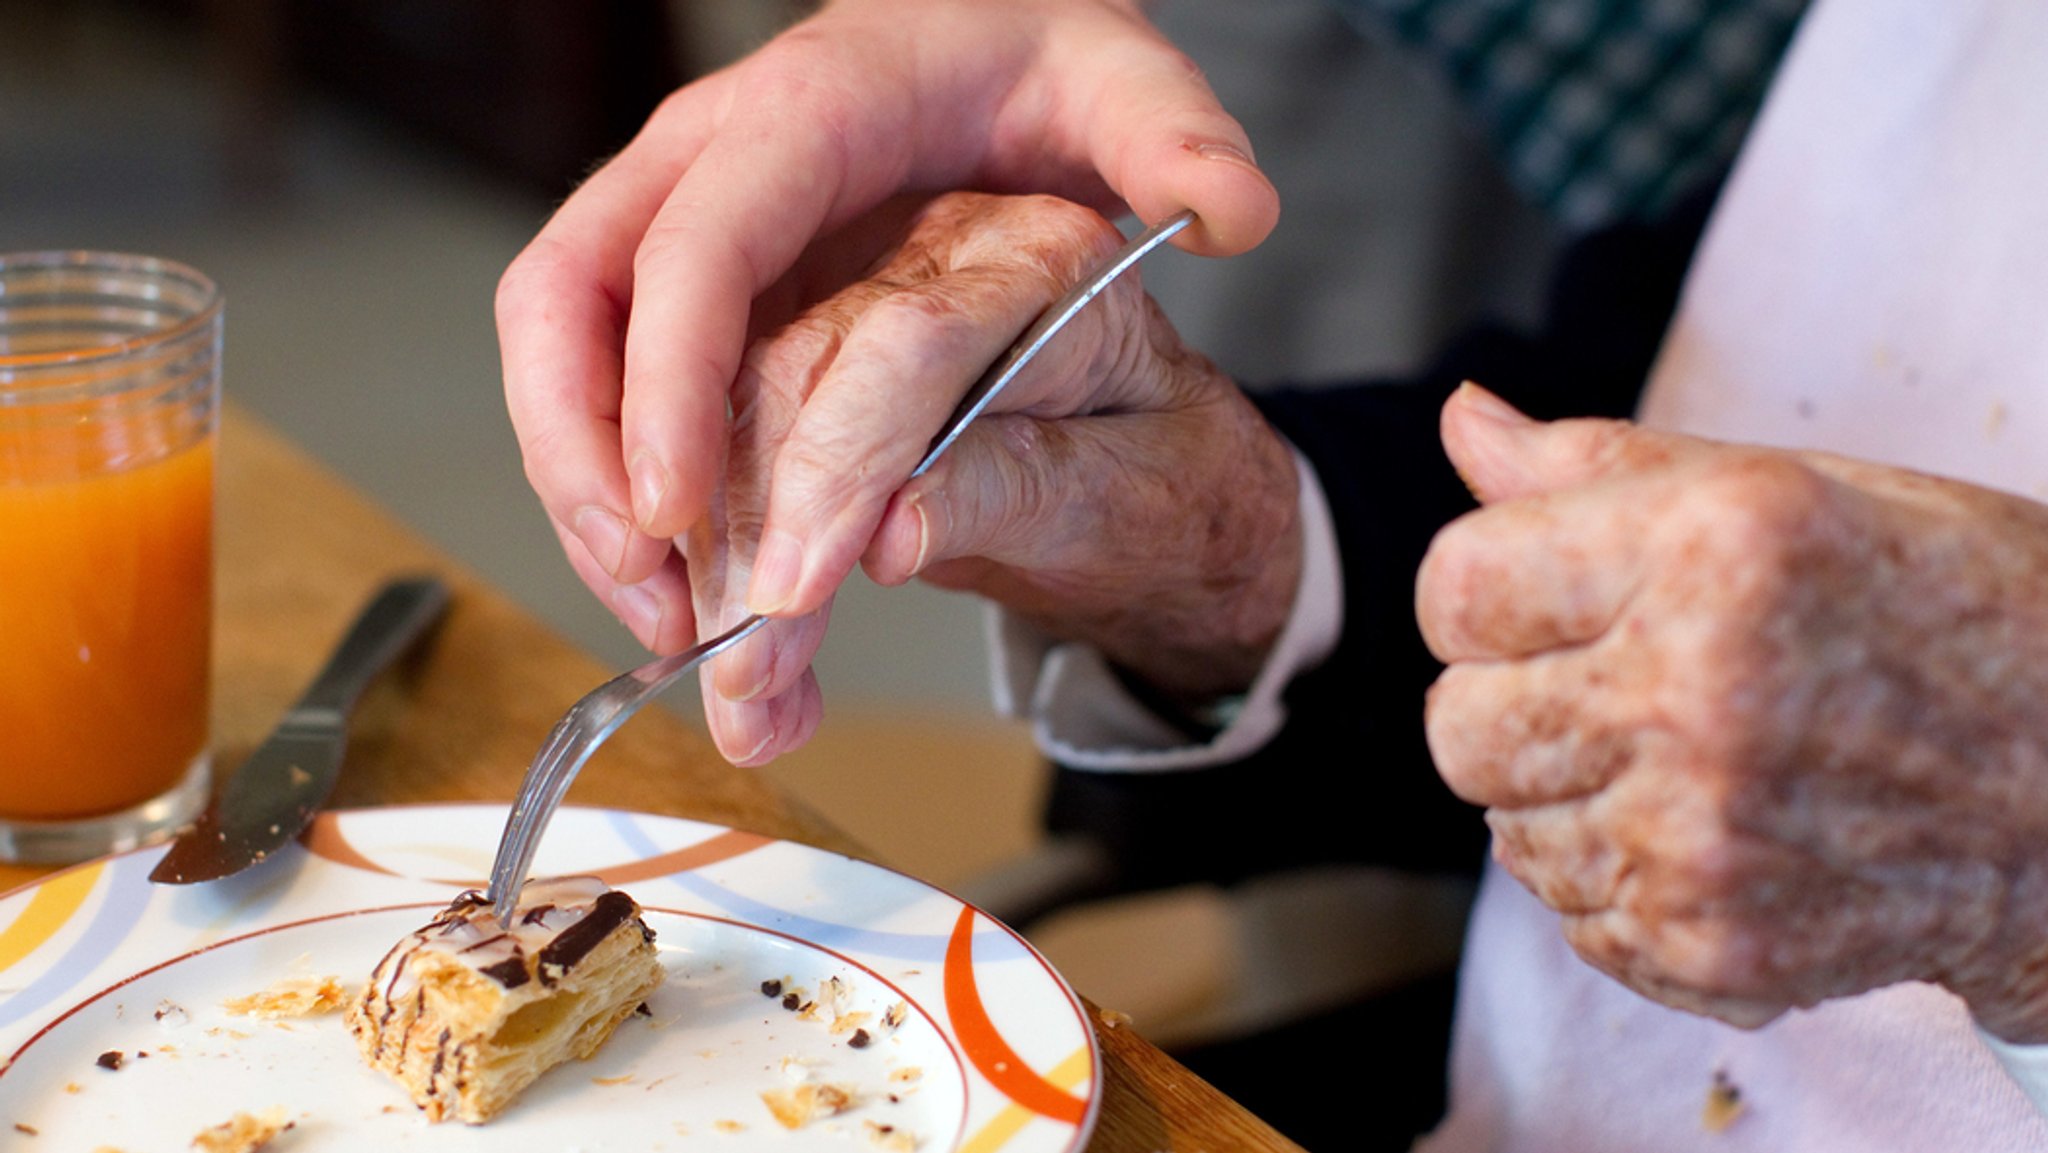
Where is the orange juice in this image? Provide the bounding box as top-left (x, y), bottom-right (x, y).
top-left (0, 436), bottom-right (213, 819)
top-left (0, 251), bottom-right (220, 860)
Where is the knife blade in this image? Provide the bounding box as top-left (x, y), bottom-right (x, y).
top-left (149, 575), bottom-right (452, 884)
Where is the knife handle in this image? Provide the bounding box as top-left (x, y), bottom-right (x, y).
top-left (297, 576), bottom-right (453, 714)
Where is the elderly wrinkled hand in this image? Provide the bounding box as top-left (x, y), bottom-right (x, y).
top-left (685, 192), bottom-right (1300, 763)
top-left (1417, 383), bottom-right (2048, 1043)
top-left (496, 0), bottom-right (1279, 683)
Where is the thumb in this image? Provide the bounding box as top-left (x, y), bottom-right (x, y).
top-left (1079, 18), bottom-right (1281, 256)
top-left (1442, 382), bottom-right (1665, 504)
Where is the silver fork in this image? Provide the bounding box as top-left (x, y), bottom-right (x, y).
top-left (483, 208), bottom-right (1196, 924)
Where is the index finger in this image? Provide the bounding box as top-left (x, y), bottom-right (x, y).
top-left (497, 85), bottom-right (727, 585)
top-left (1416, 480), bottom-right (1656, 664)
top-left (619, 85), bottom-right (910, 540)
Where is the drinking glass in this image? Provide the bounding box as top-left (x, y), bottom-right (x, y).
top-left (0, 251), bottom-right (222, 864)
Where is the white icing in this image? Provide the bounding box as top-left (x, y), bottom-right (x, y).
top-left (372, 876), bottom-right (618, 1003)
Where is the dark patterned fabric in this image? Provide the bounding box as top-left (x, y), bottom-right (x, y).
top-left (1335, 0), bottom-right (1807, 227)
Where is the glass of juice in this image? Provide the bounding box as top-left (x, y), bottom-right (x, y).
top-left (0, 251), bottom-right (221, 864)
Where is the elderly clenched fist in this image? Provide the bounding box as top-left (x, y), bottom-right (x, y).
top-left (1416, 383), bottom-right (2048, 1044)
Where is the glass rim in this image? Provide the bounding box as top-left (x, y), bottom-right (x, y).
top-left (0, 249), bottom-right (223, 373)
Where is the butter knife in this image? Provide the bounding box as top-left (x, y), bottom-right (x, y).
top-left (149, 575), bottom-right (452, 884)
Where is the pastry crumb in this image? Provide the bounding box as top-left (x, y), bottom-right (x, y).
top-left (223, 976), bottom-right (350, 1019)
top-left (761, 1082), bottom-right (858, 1129)
top-left (713, 1119), bottom-right (745, 1134)
top-left (863, 1118), bottom-right (921, 1150)
top-left (1702, 1068), bottom-right (1746, 1132)
top-left (191, 1107), bottom-right (294, 1152)
top-left (1099, 1009), bottom-right (1133, 1030)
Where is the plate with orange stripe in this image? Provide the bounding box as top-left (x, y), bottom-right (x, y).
top-left (0, 805), bottom-right (1098, 1150)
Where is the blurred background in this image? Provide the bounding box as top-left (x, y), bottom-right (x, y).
top-left (0, 0), bottom-right (1553, 1144)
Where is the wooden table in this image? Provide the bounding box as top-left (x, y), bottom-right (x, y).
top-left (0, 406), bottom-right (1304, 1153)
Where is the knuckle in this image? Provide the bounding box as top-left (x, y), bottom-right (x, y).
top-left (496, 237), bottom-right (574, 327)
top-left (1010, 195), bottom-right (1124, 272)
top-left (773, 422), bottom-right (892, 525)
top-left (1417, 520), bottom-right (1500, 656)
top-left (1684, 454), bottom-right (1835, 555)
top-left (516, 423), bottom-right (575, 501)
top-left (865, 281), bottom-right (984, 346)
top-left (748, 313), bottom-right (848, 398)
top-left (733, 40), bottom-right (871, 151)
top-left (992, 419), bottom-right (1076, 538)
top-left (1664, 915), bottom-right (1775, 996)
top-left (1573, 417), bottom-right (1646, 475)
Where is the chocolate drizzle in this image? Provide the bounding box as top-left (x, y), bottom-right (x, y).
top-left (458, 932), bottom-right (512, 955)
top-left (478, 957), bottom-right (531, 989)
top-left (429, 1027), bottom-right (452, 1081)
top-left (536, 891), bottom-right (636, 977)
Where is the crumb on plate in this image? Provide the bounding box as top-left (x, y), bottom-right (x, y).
top-left (863, 1118), bottom-right (921, 1151)
top-left (760, 1082), bottom-right (857, 1130)
top-left (222, 976), bottom-right (350, 1019)
top-left (1702, 1068), bottom-right (1746, 1133)
top-left (191, 1107), bottom-right (294, 1153)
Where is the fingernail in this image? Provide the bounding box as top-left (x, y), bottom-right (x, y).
top-left (746, 527), bottom-right (804, 615)
top-left (611, 583), bottom-right (662, 643)
top-left (905, 494), bottom-right (935, 576)
top-left (730, 664), bottom-right (774, 703)
top-left (719, 634), bottom-right (775, 702)
top-left (628, 450), bottom-right (668, 531)
top-left (573, 506), bottom-right (631, 577)
top-left (713, 698), bottom-right (776, 765)
top-left (1193, 140), bottom-right (1259, 168)
top-left (1456, 381), bottom-right (1531, 426)
top-left (731, 724), bottom-right (776, 766)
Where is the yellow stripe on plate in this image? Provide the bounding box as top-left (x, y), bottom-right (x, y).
top-left (958, 1044), bottom-right (1096, 1153)
top-left (0, 863), bottom-right (105, 975)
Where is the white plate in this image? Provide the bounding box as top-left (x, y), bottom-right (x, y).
top-left (0, 805), bottom-right (1099, 1151)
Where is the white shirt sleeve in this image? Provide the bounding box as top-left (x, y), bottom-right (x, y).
top-left (1976, 1024), bottom-right (2048, 1121)
top-left (987, 447), bottom-right (1346, 772)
